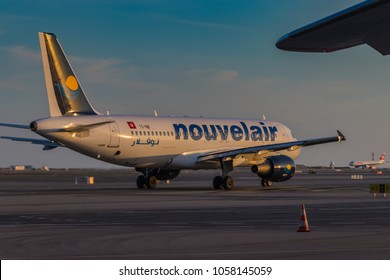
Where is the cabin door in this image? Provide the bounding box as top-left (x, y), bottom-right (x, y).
top-left (108, 121), bottom-right (120, 148)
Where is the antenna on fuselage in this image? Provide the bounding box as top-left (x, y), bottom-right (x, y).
top-left (154, 110), bottom-right (158, 117)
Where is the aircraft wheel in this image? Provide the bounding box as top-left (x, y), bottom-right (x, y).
top-left (261, 179), bottom-right (272, 187)
top-left (213, 176), bottom-right (223, 189)
top-left (136, 175), bottom-right (145, 189)
top-left (223, 176), bottom-right (234, 191)
top-left (146, 176), bottom-right (157, 189)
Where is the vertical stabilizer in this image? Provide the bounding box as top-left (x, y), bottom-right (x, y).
top-left (38, 32), bottom-right (99, 116)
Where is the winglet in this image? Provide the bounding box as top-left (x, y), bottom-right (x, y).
top-left (337, 130), bottom-right (346, 143)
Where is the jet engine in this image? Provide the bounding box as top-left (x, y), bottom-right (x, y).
top-left (136, 168), bottom-right (181, 181)
top-left (251, 155), bottom-right (295, 182)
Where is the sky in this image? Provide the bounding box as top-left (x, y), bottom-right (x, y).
top-left (0, 0), bottom-right (389, 169)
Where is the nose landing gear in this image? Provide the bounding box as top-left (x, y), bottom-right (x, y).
top-left (261, 179), bottom-right (273, 187)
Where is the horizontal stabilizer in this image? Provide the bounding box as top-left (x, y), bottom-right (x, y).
top-left (1, 136), bottom-right (60, 150)
top-left (57, 120), bottom-right (114, 133)
top-left (0, 123), bottom-right (30, 129)
top-left (30, 120), bottom-right (114, 134)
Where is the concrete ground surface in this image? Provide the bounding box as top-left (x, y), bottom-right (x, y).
top-left (0, 168), bottom-right (389, 259)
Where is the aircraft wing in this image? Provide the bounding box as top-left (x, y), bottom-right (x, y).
top-left (1, 121), bottom-right (113, 133)
top-left (1, 136), bottom-right (60, 150)
top-left (197, 130), bottom-right (345, 162)
top-left (276, 0), bottom-right (390, 55)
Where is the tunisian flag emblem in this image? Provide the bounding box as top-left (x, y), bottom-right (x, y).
top-left (127, 122), bottom-right (137, 129)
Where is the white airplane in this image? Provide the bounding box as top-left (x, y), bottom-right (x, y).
top-left (0, 32), bottom-right (346, 190)
top-left (349, 153), bottom-right (386, 169)
top-left (276, 0), bottom-right (390, 56)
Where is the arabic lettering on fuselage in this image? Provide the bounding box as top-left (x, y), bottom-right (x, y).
top-left (131, 138), bottom-right (160, 147)
top-left (173, 122), bottom-right (278, 142)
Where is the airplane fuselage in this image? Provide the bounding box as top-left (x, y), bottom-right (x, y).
top-left (32, 115), bottom-right (300, 169)
top-left (349, 160), bottom-right (384, 169)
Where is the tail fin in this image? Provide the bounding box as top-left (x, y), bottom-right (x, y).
top-left (38, 32), bottom-right (99, 116)
top-left (380, 153), bottom-right (385, 161)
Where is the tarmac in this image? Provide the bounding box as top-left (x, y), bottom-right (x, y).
top-left (0, 168), bottom-right (390, 259)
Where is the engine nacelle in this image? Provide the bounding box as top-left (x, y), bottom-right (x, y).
top-left (251, 155), bottom-right (295, 182)
top-left (136, 168), bottom-right (181, 181)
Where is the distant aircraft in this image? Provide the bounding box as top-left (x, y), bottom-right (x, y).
top-left (276, 0), bottom-right (390, 56)
top-left (349, 153), bottom-right (386, 169)
top-left (0, 32), bottom-right (345, 190)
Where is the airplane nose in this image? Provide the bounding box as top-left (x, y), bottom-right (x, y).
top-left (30, 121), bottom-right (38, 131)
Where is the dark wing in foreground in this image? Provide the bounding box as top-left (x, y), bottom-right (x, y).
top-left (197, 130), bottom-right (345, 162)
top-left (276, 0), bottom-right (390, 55)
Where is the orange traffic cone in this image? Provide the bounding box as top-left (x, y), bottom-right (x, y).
top-left (297, 203), bottom-right (310, 232)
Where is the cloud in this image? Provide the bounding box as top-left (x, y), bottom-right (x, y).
top-left (214, 70), bottom-right (240, 84)
top-left (0, 45), bottom-right (41, 62)
top-left (186, 68), bottom-right (239, 84)
top-left (0, 45), bottom-right (43, 94)
top-left (69, 55), bottom-right (173, 96)
top-left (1, 44), bottom-right (372, 123)
top-left (0, 43), bottom-right (174, 103)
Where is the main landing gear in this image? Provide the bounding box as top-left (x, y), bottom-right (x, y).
top-left (213, 175), bottom-right (234, 190)
top-left (136, 175), bottom-right (157, 189)
top-left (213, 158), bottom-right (234, 190)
